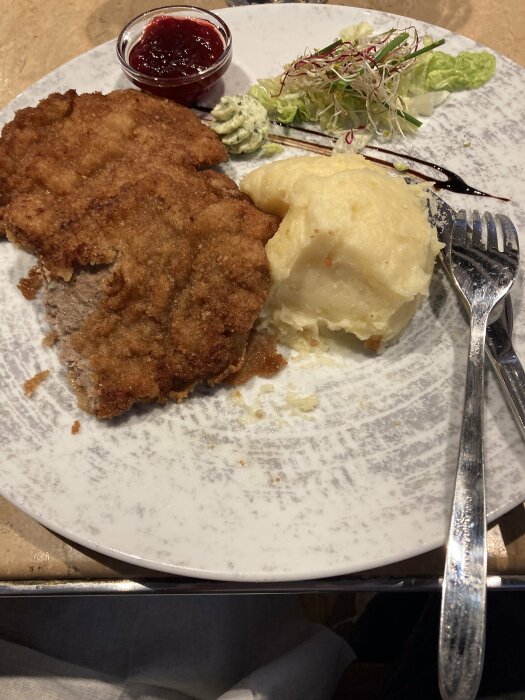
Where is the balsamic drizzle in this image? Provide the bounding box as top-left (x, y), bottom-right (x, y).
top-left (365, 145), bottom-right (510, 201)
top-left (268, 121), bottom-right (510, 202)
top-left (195, 106), bottom-right (510, 202)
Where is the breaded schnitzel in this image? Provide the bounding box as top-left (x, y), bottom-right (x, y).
top-left (0, 91), bottom-right (280, 418)
top-left (0, 90), bottom-right (226, 215)
top-left (44, 170), bottom-right (278, 418)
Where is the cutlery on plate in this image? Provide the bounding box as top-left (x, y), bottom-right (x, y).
top-left (438, 210), bottom-right (519, 700)
top-left (485, 294), bottom-right (525, 440)
top-left (432, 196), bottom-right (525, 440)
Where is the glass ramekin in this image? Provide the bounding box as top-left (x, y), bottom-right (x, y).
top-left (116, 5), bottom-right (233, 105)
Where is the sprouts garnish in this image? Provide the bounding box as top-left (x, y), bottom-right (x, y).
top-left (272, 26), bottom-right (444, 136)
top-left (248, 22), bottom-right (495, 143)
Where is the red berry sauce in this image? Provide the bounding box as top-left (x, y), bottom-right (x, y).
top-left (129, 16), bottom-right (225, 80)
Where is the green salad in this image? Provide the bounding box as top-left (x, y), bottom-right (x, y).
top-left (211, 23), bottom-right (496, 153)
top-left (251, 23), bottom-right (495, 137)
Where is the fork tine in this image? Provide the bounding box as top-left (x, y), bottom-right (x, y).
top-left (453, 209), bottom-right (468, 245)
top-left (472, 210), bottom-right (483, 249)
top-left (497, 214), bottom-right (519, 255)
top-left (485, 212), bottom-right (499, 251)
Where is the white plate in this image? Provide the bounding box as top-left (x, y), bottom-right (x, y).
top-left (1, 4), bottom-right (525, 582)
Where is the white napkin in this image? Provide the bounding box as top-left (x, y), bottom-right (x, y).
top-left (0, 594), bottom-right (354, 700)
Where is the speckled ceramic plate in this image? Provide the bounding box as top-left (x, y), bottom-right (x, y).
top-left (1, 5), bottom-right (525, 581)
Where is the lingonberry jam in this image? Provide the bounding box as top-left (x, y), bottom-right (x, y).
top-left (129, 15), bottom-right (225, 80)
top-left (117, 8), bottom-right (232, 105)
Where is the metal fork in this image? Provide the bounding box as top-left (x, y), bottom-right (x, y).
top-left (431, 194), bottom-right (525, 442)
top-left (438, 210), bottom-right (519, 700)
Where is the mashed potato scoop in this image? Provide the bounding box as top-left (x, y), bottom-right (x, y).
top-left (240, 154), bottom-right (442, 348)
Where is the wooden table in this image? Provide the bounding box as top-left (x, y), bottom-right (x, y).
top-left (1, 0), bottom-right (525, 594)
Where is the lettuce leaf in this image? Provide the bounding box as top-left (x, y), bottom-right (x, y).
top-left (249, 83), bottom-right (301, 124)
top-left (425, 50), bottom-right (496, 91)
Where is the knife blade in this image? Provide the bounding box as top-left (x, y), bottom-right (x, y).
top-left (430, 194), bottom-right (525, 441)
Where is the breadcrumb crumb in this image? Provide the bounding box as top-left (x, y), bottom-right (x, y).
top-left (42, 331), bottom-right (58, 347)
top-left (23, 369), bottom-right (50, 397)
top-left (17, 266), bottom-right (43, 300)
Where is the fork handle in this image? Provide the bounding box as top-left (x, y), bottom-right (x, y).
top-left (439, 312), bottom-right (488, 700)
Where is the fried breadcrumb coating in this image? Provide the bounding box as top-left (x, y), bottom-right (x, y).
top-left (0, 90), bottom-right (280, 418)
